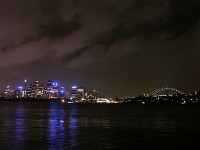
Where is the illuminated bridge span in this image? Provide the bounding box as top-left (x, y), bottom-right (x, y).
top-left (150, 87), bottom-right (188, 96)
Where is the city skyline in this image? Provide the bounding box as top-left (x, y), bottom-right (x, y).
top-left (0, 78), bottom-right (198, 98)
top-left (1, 78), bottom-right (200, 105)
top-left (0, 0), bottom-right (200, 97)
top-left (0, 79), bottom-right (111, 104)
top-left (0, 78), bottom-right (103, 95)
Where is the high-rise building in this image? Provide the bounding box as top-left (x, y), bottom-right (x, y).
top-left (44, 80), bottom-right (58, 99)
top-left (59, 86), bottom-right (65, 98)
top-left (13, 86), bottom-right (23, 99)
top-left (24, 79), bottom-right (27, 97)
top-left (77, 87), bottom-right (86, 99)
top-left (26, 86), bottom-right (32, 98)
top-left (69, 86), bottom-right (77, 102)
top-left (26, 81), bottom-right (44, 98)
top-left (24, 79), bottom-right (27, 90)
top-left (69, 86), bottom-right (86, 102)
top-left (51, 82), bottom-right (59, 98)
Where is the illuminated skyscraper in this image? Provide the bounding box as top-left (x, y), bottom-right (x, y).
top-left (24, 79), bottom-right (27, 97)
top-left (13, 86), bottom-right (23, 99)
top-left (69, 86), bottom-right (86, 102)
top-left (45, 80), bottom-right (58, 99)
top-left (51, 82), bottom-right (59, 98)
top-left (24, 79), bottom-right (27, 90)
top-left (28, 81), bottom-right (44, 98)
top-left (59, 86), bottom-right (65, 98)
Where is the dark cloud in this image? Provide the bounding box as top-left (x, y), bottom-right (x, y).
top-left (0, 0), bottom-right (199, 97)
top-left (62, 46), bottom-right (89, 65)
top-left (38, 20), bottom-right (81, 39)
top-left (0, 42), bottom-right (15, 53)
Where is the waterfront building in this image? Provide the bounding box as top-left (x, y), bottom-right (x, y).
top-left (1, 86), bottom-right (12, 98)
top-left (86, 89), bottom-right (99, 101)
top-left (96, 98), bottom-right (110, 103)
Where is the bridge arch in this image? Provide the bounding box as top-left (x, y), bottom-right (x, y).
top-left (149, 87), bottom-right (188, 96)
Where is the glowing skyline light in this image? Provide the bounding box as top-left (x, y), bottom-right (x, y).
top-left (72, 86), bottom-right (77, 89)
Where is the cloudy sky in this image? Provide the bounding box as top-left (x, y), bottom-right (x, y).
top-left (0, 0), bottom-right (199, 97)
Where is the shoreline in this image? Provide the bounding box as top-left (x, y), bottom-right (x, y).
top-left (0, 98), bottom-right (60, 102)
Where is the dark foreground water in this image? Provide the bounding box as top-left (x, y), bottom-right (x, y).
top-left (0, 103), bottom-right (200, 150)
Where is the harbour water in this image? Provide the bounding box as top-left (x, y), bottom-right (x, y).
top-left (0, 102), bottom-right (199, 150)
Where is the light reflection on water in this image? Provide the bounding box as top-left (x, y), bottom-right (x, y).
top-left (14, 106), bottom-right (26, 149)
top-left (48, 105), bottom-right (66, 149)
top-left (0, 103), bottom-right (199, 149)
top-left (48, 104), bottom-right (80, 150)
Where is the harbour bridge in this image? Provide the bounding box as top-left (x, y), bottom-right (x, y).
top-left (149, 87), bottom-right (189, 97)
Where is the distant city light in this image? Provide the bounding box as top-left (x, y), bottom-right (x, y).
top-left (53, 82), bottom-right (58, 86)
top-left (72, 86), bottom-right (77, 89)
top-left (18, 86), bottom-right (23, 90)
top-left (0, 79), bottom-right (110, 103)
top-left (0, 79), bottom-right (197, 105)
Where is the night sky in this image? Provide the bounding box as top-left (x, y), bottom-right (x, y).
top-left (0, 0), bottom-right (199, 97)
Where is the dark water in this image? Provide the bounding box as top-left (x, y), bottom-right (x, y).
top-left (0, 103), bottom-right (200, 150)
